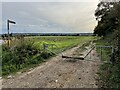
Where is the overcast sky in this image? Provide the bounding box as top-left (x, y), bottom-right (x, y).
top-left (2, 1), bottom-right (99, 34)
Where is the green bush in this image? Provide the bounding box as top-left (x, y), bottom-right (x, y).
top-left (2, 40), bottom-right (53, 76)
top-left (40, 51), bottom-right (53, 59)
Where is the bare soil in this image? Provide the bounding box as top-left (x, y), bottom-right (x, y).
top-left (2, 44), bottom-right (100, 88)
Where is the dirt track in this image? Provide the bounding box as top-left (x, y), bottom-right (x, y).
top-left (2, 44), bottom-right (100, 88)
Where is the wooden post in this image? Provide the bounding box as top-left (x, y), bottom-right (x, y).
top-left (7, 19), bottom-right (16, 48)
top-left (43, 43), bottom-right (47, 51)
top-left (100, 47), bottom-right (102, 62)
top-left (7, 20), bottom-right (10, 47)
top-left (111, 47), bottom-right (115, 63)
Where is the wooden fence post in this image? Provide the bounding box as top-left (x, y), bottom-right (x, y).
top-left (100, 47), bottom-right (102, 62)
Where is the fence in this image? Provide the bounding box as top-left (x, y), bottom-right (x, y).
top-left (84, 45), bottom-right (115, 63)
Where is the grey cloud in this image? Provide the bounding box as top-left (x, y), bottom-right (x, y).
top-left (2, 2), bottom-right (98, 33)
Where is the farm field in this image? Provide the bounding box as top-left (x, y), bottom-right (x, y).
top-left (30, 36), bottom-right (95, 53)
top-left (2, 36), bottom-right (95, 76)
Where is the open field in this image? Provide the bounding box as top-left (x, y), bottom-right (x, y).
top-left (29, 36), bottom-right (95, 53)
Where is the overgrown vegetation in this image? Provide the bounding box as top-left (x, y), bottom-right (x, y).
top-left (2, 39), bottom-right (53, 76)
top-left (94, 1), bottom-right (120, 88)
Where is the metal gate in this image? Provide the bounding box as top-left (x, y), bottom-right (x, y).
top-left (62, 44), bottom-right (115, 63)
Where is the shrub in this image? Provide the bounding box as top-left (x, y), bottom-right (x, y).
top-left (2, 39), bottom-right (53, 75)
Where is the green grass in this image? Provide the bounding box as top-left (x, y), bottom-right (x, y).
top-left (95, 38), bottom-right (112, 62)
top-left (32, 36), bottom-right (95, 53)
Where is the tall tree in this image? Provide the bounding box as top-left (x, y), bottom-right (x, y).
top-left (94, 2), bottom-right (119, 36)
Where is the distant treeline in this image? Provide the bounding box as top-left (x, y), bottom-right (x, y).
top-left (1, 33), bottom-right (93, 37)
